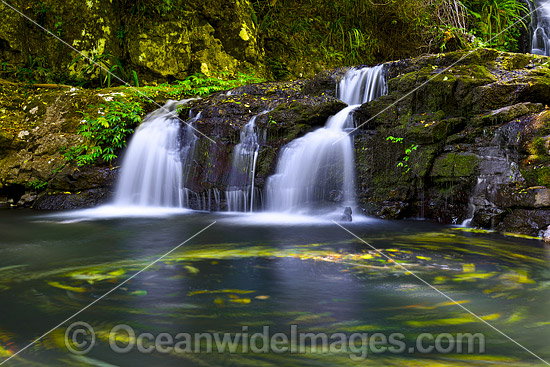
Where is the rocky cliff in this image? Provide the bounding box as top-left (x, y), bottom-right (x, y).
top-left (1, 49), bottom-right (550, 237)
top-left (355, 49), bottom-right (550, 237)
top-left (0, 0), bottom-right (263, 83)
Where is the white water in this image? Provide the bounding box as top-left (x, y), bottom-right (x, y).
top-left (337, 65), bottom-right (387, 105)
top-left (114, 100), bottom-right (199, 207)
top-left (265, 65), bottom-right (386, 213)
top-left (226, 111), bottom-right (269, 212)
top-left (530, 0), bottom-right (550, 55)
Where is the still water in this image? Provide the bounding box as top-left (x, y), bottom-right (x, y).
top-left (0, 208), bottom-right (549, 366)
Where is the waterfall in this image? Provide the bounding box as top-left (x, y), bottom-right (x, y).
top-left (114, 100), bottom-right (199, 207)
top-left (265, 65), bottom-right (386, 213)
top-left (226, 111), bottom-right (269, 212)
top-left (337, 66), bottom-right (387, 105)
top-left (530, 0), bottom-right (550, 55)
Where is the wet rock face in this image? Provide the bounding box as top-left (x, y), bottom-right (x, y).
top-left (2, 48), bottom-right (550, 236)
top-left (354, 49), bottom-right (550, 234)
top-left (0, 75), bottom-right (344, 210)
top-left (180, 80), bottom-right (346, 195)
top-left (0, 0), bottom-right (263, 82)
top-left (0, 81), bottom-right (129, 210)
top-left (126, 0), bottom-right (262, 80)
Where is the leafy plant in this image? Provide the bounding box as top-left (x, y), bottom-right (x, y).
top-left (386, 136), bottom-right (418, 173)
top-left (27, 179), bottom-right (48, 190)
top-left (140, 72), bottom-right (264, 99)
top-left (0, 55), bottom-right (51, 84)
top-left (461, 0), bottom-right (529, 51)
top-left (54, 21), bottom-right (63, 37)
top-left (63, 100), bottom-right (144, 166)
top-left (386, 136), bottom-right (404, 144)
top-left (70, 53), bottom-right (139, 88)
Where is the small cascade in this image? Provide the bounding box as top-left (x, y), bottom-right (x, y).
top-left (114, 100), bottom-right (199, 207)
top-left (226, 111), bottom-right (269, 212)
top-left (530, 0), bottom-right (550, 55)
top-left (461, 143), bottom-right (523, 227)
top-left (265, 65), bottom-right (386, 213)
top-left (337, 66), bottom-right (387, 105)
top-left (190, 188), bottom-right (222, 211)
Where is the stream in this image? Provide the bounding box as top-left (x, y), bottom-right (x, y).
top-left (0, 209), bottom-right (548, 366)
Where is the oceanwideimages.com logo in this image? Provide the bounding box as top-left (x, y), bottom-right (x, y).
top-left (65, 322), bottom-right (485, 360)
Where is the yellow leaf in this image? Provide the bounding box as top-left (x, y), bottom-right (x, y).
top-left (407, 313), bottom-right (500, 327)
top-left (108, 269), bottom-right (125, 277)
top-left (184, 265), bottom-right (200, 274)
top-left (47, 281), bottom-right (87, 293)
top-left (463, 263), bottom-right (475, 273)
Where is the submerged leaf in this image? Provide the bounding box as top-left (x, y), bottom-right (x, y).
top-left (184, 265), bottom-right (200, 274)
top-left (188, 289), bottom-right (255, 296)
top-left (47, 281), bottom-right (87, 293)
top-left (129, 290), bottom-right (147, 296)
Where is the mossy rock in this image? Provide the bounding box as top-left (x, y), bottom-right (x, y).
top-left (430, 153), bottom-right (479, 178)
top-left (496, 208), bottom-right (550, 236)
top-left (408, 144), bottom-right (439, 178)
top-left (472, 103), bottom-right (545, 127)
top-left (522, 166), bottom-right (550, 187)
top-left (497, 53), bottom-right (533, 71)
top-left (399, 116), bottom-right (465, 144)
top-left (388, 64), bottom-right (495, 117)
top-left (268, 98), bottom-right (346, 128)
top-left (354, 95), bottom-right (399, 129)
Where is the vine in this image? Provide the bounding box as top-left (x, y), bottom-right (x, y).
top-left (386, 136), bottom-right (418, 173)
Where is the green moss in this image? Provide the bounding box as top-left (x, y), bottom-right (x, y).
top-left (400, 116), bottom-right (464, 144)
top-left (409, 145), bottom-right (439, 177)
top-left (472, 103), bottom-right (545, 127)
top-left (499, 53), bottom-right (531, 71)
top-left (522, 166), bottom-right (550, 186)
top-left (431, 153), bottom-right (479, 178)
top-left (391, 62), bottom-right (495, 117)
top-left (531, 137), bottom-right (548, 157)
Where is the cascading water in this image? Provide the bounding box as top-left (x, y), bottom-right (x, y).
top-left (114, 100), bottom-right (199, 207)
top-left (226, 112), bottom-right (268, 212)
top-left (530, 0), bottom-right (550, 55)
top-left (265, 65), bottom-right (386, 214)
top-left (337, 66), bottom-right (387, 105)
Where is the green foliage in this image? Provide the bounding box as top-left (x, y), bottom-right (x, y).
top-left (461, 0), bottom-right (529, 52)
top-left (386, 136), bottom-right (418, 173)
top-left (386, 136), bottom-right (404, 144)
top-left (0, 55), bottom-right (51, 84)
top-left (175, 73), bottom-right (264, 96)
top-left (70, 53), bottom-right (139, 88)
top-left (27, 179), bottom-right (48, 190)
top-left (116, 26), bottom-right (126, 45)
top-left (63, 100), bottom-right (144, 166)
top-left (250, 0), bottom-right (475, 76)
top-left (54, 20), bottom-right (63, 37)
top-left (140, 72), bottom-right (265, 99)
top-left (59, 71), bottom-right (262, 166)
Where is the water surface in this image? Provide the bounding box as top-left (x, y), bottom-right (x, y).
top-left (0, 209), bottom-right (548, 366)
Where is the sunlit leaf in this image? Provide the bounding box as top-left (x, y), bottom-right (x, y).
top-left (47, 281), bottom-right (87, 293)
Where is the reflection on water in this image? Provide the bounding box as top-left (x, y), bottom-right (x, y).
top-left (0, 210), bottom-right (549, 366)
